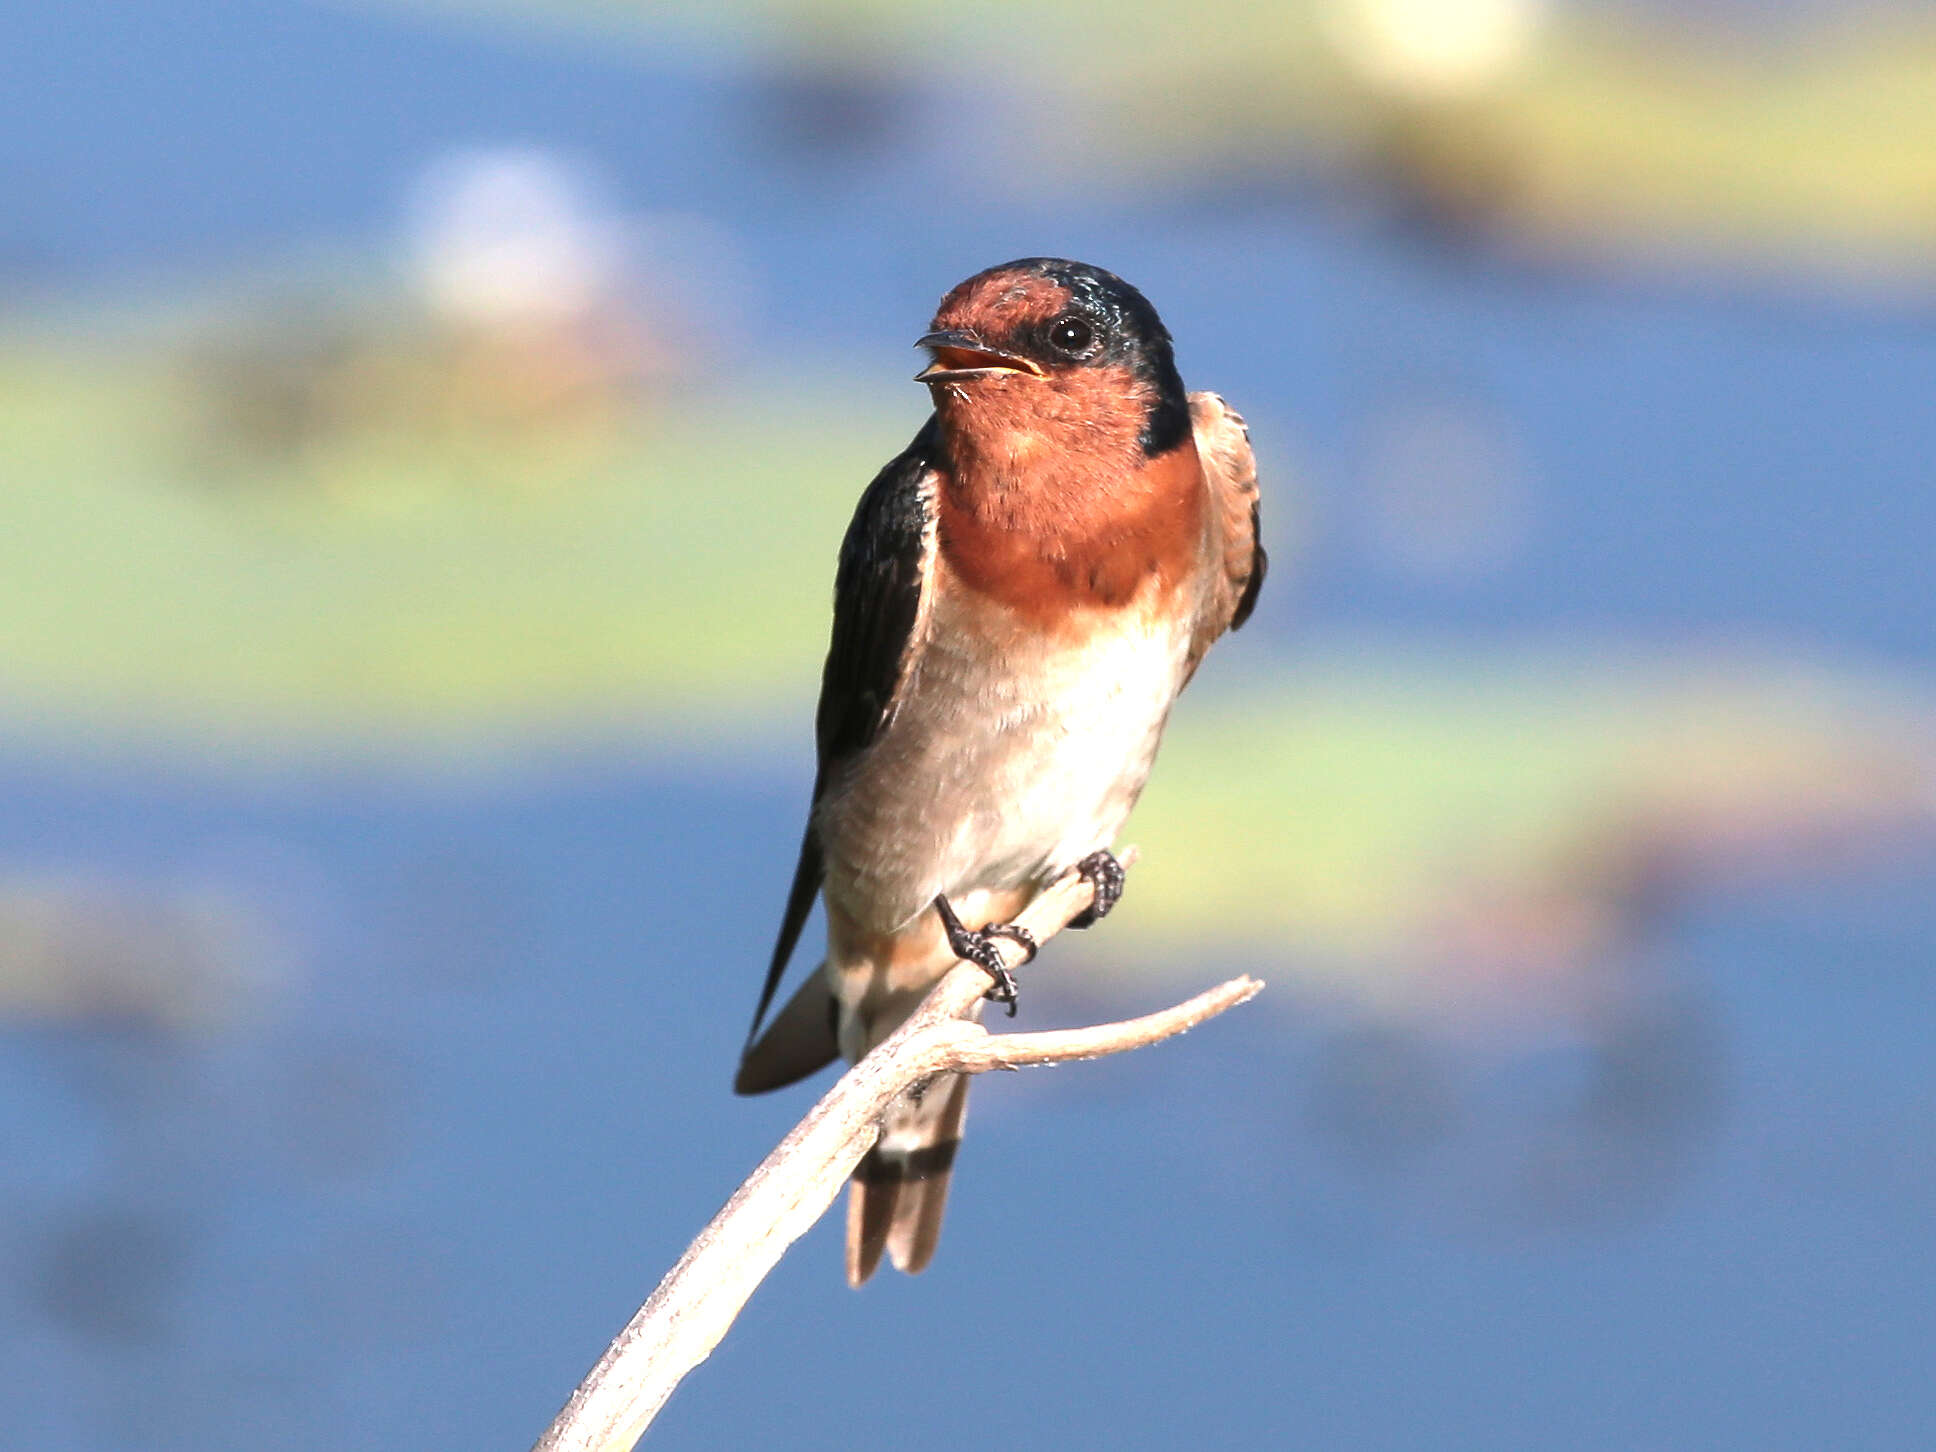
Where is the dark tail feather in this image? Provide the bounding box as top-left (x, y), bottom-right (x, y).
top-left (845, 1072), bottom-right (969, 1286)
top-left (846, 1165), bottom-right (897, 1286)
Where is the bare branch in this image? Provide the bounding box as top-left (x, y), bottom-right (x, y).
top-left (532, 849), bottom-right (1261, 1452)
top-left (928, 975), bottom-right (1264, 1074)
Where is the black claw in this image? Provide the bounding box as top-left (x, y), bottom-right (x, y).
top-left (933, 896), bottom-right (1035, 1016)
top-left (984, 960), bottom-right (1021, 1015)
top-left (1069, 849), bottom-right (1126, 930)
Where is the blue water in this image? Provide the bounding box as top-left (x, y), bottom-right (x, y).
top-left (5, 4), bottom-right (1935, 1449)
top-left (4, 764), bottom-right (1931, 1450)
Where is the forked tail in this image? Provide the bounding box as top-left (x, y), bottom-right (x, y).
top-left (846, 1071), bottom-right (970, 1286)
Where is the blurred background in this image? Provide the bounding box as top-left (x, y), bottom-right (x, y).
top-left (3, 1), bottom-right (1934, 1447)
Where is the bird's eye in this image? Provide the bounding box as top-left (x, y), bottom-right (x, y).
top-left (1047, 315), bottom-right (1096, 356)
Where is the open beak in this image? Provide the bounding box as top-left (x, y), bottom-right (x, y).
top-left (914, 329), bottom-right (1045, 383)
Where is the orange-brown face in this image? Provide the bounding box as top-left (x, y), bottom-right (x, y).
top-left (917, 270), bottom-right (1074, 383)
top-left (915, 259), bottom-right (1191, 466)
top-left (914, 259), bottom-right (1203, 621)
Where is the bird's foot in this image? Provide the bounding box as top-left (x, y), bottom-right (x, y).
top-left (933, 895), bottom-right (1037, 1016)
top-left (1068, 849), bottom-right (1126, 930)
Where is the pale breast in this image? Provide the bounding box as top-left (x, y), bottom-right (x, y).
top-left (815, 578), bottom-right (1194, 936)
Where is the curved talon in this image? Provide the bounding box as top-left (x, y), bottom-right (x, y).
top-left (933, 896), bottom-right (1034, 1016)
top-left (1069, 849), bottom-right (1126, 930)
top-left (982, 962), bottom-right (1021, 1015)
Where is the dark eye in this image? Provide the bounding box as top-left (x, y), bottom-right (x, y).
top-left (1047, 315), bottom-right (1096, 356)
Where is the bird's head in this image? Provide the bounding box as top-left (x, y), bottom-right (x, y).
top-left (916, 258), bottom-right (1190, 458)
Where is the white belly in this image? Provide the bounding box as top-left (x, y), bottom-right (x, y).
top-left (816, 587), bottom-right (1193, 935)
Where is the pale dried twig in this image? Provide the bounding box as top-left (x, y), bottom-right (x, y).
top-left (532, 850), bottom-right (1263, 1452)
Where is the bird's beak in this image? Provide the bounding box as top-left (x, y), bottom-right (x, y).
top-left (914, 329), bottom-right (1046, 383)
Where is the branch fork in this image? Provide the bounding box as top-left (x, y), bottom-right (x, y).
top-left (534, 849), bottom-right (1262, 1452)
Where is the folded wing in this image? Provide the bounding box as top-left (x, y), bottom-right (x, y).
top-left (1186, 391), bottom-right (1267, 676)
top-left (738, 417), bottom-right (942, 1077)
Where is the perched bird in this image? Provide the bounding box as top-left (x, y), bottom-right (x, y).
top-left (736, 258), bottom-right (1265, 1285)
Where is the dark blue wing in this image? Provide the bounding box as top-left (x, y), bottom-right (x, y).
top-left (743, 417), bottom-right (940, 1051)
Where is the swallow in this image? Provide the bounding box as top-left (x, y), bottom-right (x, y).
top-left (735, 257), bottom-right (1265, 1285)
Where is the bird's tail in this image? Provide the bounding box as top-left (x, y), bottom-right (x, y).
top-left (846, 1070), bottom-right (970, 1286)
